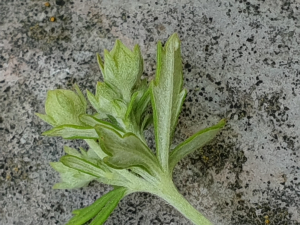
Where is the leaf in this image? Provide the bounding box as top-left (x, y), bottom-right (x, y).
top-left (106, 114), bottom-right (123, 130)
top-left (150, 33), bottom-right (186, 171)
top-left (66, 187), bottom-right (126, 225)
top-left (169, 119), bottom-right (226, 170)
top-left (60, 155), bottom-right (128, 186)
top-left (95, 82), bottom-right (121, 105)
top-left (140, 114), bottom-right (153, 132)
top-left (87, 145), bottom-right (102, 160)
top-left (89, 188), bottom-right (125, 225)
top-left (37, 89), bottom-right (86, 127)
top-left (87, 82), bottom-right (124, 119)
top-left (50, 162), bottom-right (96, 189)
top-left (79, 147), bottom-right (88, 157)
top-left (54, 90), bottom-right (86, 124)
top-left (133, 87), bottom-right (151, 127)
top-left (93, 112), bottom-right (107, 120)
top-left (103, 49), bottom-right (118, 87)
top-left (125, 91), bottom-right (139, 119)
top-left (95, 125), bottom-right (161, 175)
top-left (64, 145), bottom-right (99, 164)
top-left (64, 146), bottom-right (82, 158)
top-left (60, 155), bottom-right (107, 178)
top-left (73, 84), bottom-right (87, 109)
top-left (86, 89), bottom-right (103, 114)
top-left (56, 90), bottom-right (76, 113)
top-left (35, 113), bottom-right (56, 126)
top-left (50, 146), bottom-right (112, 189)
top-left (96, 52), bottom-right (105, 75)
top-left (132, 78), bottom-right (148, 100)
top-left (42, 125), bottom-right (98, 139)
top-left (85, 139), bottom-right (107, 160)
top-left (103, 41), bottom-right (143, 101)
top-left (79, 114), bottom-right (125, 134)
top-left (112, 99), bottom-right (127, 117)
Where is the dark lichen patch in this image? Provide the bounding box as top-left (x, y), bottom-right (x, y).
top-left (0, 157), bottom-right (30, 186)
top-left (268, 128), bottom-right (299, 152)
top-left (56, 0), bottom-right (66, 6)
top-left (235, 1), bottom-right (261, 16)
top-left (272, 186), bottom-right (299, 208)
top-left (27, 23), bottom-right (71, 50)
top-left (17, 2), bottom-right (112, 54)
top-left (282, 134), bottom-right (297, 150)
top-left (190, 141), bottom-right (241, 175)
top-left (225, 84), bottom-right (256, 122)
top-left (231, 201), bottom-right (298, 225)
top-left (258, 91), bottom-right (289, 124)
top-left (175, 120), bottom-right (247, 186)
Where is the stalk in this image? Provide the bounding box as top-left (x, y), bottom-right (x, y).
top-left (139, 174), bottom-right (212, 225)
top-left (158, 184), bottom-right (212, 225)
top-left (158, 184), bottom-right (211, 225)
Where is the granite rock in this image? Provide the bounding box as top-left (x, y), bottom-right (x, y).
top-left (0, 0), bottom-right (300, 224)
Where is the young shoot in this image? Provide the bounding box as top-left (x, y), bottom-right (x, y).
top-left (37, 33), bottom-right (225, 225)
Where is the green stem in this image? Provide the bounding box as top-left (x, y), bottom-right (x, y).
top-left (142, 176), bottom-right (212, 225)
top-left (158, 184), bottom-right (212, 225)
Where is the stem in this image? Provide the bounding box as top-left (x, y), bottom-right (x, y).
top-left (148, 178), bottom-right (212, 225)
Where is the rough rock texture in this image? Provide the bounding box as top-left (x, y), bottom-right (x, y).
top-left (1, 0), bottom-right (300, 224)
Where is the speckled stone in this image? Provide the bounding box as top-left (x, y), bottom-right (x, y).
top-left (1, 0), bottom-right (300, 225)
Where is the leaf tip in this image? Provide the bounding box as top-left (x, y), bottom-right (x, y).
top-left (219, 118), bottom-right (227, 127)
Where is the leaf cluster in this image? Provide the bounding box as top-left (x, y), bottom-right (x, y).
top-left (37, 34), bottom-right (225, 225)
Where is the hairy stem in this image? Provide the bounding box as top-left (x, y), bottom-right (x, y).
top-left (137, 174), bottom-right (212, 225)
top-left (156, 182), bottom-right (212, 225)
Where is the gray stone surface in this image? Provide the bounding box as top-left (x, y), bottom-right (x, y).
top-left (1, 0), bottom-right (300, 224)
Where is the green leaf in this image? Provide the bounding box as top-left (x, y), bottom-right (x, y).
top-left (50, 162), bottom-right (96, 189)
top-left (125, 91), bottom-right (139, 119)
top-left (37, 89), bottom-right (87, 127)
top-left (42, 125), bottom-right (98, 139)
top-left (103, 41), bottom-right (143, 101)
top-left (95, 125), bottom-right (161, 175)
top-left (86, 144), bottom-right (103, 160)
top-left (96, 52), bottom-right (105, 75)
top-left (86, 89), bottom-right (103, 114)
top-left (93, 112), bottom-right (108, 120)
top-left (140, 114), bottom-right (153, 132)
top-left (35, 113), bottom-right (56, 126)
top-left (60, 155), bottom-right (107, 178)
top-left (112, 99), bottom-right (127, 117)
top-left (56, 90), bottom-right (76, 114)
top-left (79, 147), bottom-right (88, 157)
top-left (103, 48), bottom-right (118, 87)
top-left (64, 146), bottom-right (82, 158)
top-left (95, 82), bottom-right (121, 105)
top-left (133, 87), bottom-right (151, 127)
top-left (106, 115), bottom-right (123, 130)
top-left (79, 114), bottom-right (125, 134)
top-left (132, 78), bottom-right (148, 100)
top-left (79, 114), bottom-right (104, 127)
top-left (85, 139), bottom-right (107, 160)
top-left (150, 33), bottom-right (186, 171)
top-left (89, 188), bottom-right (125, 225)
top-left (60, 155), bottom-right (129, 186)
top-left (87, 82), bottom-right (125, 119)
top-left (66, 187), bottom-right (126, 225)
top-left (64, 145), bottom-right (99, 164)
top-left (73, 84), bottom-right (87, 109)
top-left (88, 42), bottom-right (149, 135)
top-left (169, 119), bottom-right (226, 170)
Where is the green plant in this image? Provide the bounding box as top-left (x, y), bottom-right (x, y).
top-left (37, 33), bottom-right (225, 225)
